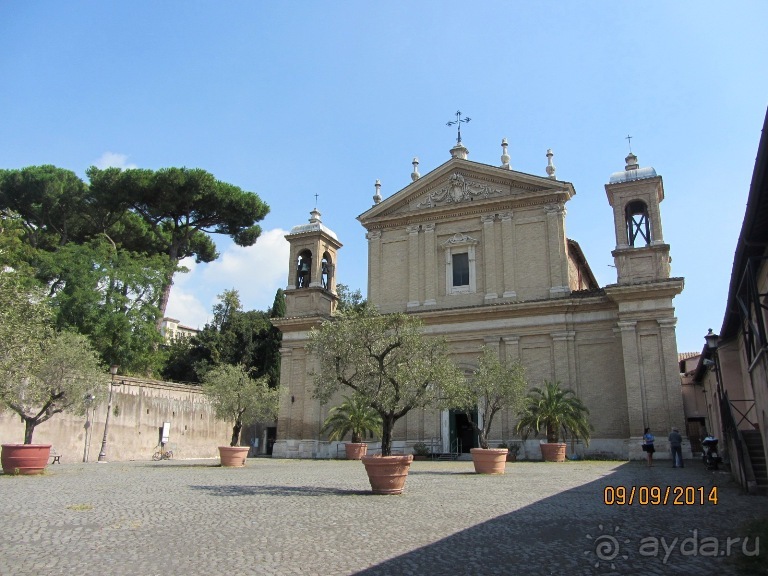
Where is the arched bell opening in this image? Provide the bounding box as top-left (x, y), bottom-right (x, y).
top-left (321, 252), bottom-right (333, 291)
top-left (625, 200), bottom-right (652, 246)
top-left (296, 250), bottom-right (312, 288)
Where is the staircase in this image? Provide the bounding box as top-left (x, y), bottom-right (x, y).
top-left (433, 439), bottom-right (462, 461)
top-left (742, 430), bottom-right (768, 495)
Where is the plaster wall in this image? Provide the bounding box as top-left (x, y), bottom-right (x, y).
top-left (0, 377), bottom-right (233, 462)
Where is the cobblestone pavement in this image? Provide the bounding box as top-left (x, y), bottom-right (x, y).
top-left (1, 457), bottom-right (766, 576)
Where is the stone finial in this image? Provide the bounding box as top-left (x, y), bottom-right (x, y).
top-left (309, 207), bottom-right (322, 223)
top-left (501, 138), bottom-right (511, 169)
top-left (625, 152), bottom-right (639, 171)
top-left (546, 149), bottom-right (557, 180)
top-left (373, 179), bottom-right (382, 205)
top-left (411, 157), bottom-right (420, 181)
top-left (450, 142), bottom-right (469, 160)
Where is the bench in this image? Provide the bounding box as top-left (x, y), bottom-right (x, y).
top-left (49, 448), bottom-right (61, 464)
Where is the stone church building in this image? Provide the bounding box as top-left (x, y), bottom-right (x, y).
top-left (272, 138), bottom-right (686, 460)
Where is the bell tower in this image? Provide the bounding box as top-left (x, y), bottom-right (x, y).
top-left (605, 152), bottom-right (671, 285)
top-left (283, 208), bottom-right (342, 317)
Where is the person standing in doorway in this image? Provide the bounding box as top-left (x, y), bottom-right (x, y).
top-left (669, 427), bottom-right (683, 468)
top-left (642, 427), bottom-right (655, 467)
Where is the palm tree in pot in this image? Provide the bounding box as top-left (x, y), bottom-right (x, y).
top-left (321, 394), bottom-right (382, 459)
top-left (515, 380), bottom-right (592, 462)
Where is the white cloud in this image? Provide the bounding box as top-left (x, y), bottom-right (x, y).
top-left (165, 229), bottom-right (290, 327)
top-left (92, 152), bottom-right (138, 170)
top-left (202, 228), bottom-right (290, 311)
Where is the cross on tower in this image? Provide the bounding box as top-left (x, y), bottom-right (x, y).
top-left (314, 193), bottom-right (319, 209)
top-left (625, 134), bottom-right (633, 153)
top-left (447, 111), bottom-right (471, 145)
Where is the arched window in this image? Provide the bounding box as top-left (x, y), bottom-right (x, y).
top-left (625, 200), bottom-right (651, 246)
top-left (296, 250), bottom-right (312, 288)
top-left (321, 252), bottom-right (333, 290)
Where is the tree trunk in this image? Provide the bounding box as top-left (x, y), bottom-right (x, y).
top-left (381, 415), bottom-right (395, 456)
top-left (230, 420), bottom-right (242, 447)
top-left (24, 418), bottom-right (37, 444)
top-left (156, 274), bottom-right (174, 329)
top-left (546, 423), bottom-right (558, 443)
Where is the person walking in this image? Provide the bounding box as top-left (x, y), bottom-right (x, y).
top-left (642, 427), bottom-right (655, 467)
top-left (669, 427), bottom-right (684, 468)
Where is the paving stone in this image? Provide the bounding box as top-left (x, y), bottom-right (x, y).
top-left (0, 458), bottom-right (765, 575)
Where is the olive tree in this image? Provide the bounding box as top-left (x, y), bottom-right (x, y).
top-left (202, 364), bottom-right (279, 447)
top-left (307, 305), bottom-right (463, 456)
top-left (443, 346), bottom-right (527, 449)
top-left (0, 271), bottom-right (105, 443)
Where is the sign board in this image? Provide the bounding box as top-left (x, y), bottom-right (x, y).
top-left (161, 422), bottom-right (171, 444)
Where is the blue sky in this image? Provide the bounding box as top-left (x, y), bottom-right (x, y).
top-left (1, 2), bottom-right (767, 354)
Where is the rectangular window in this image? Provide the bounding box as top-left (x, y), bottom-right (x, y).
top-left (452, 253), bottom-right (470, 286)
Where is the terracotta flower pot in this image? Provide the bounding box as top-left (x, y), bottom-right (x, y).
top-left (218, 446), bottom-right (250, 467)
top-left (470, 448), bottom-right (508, 474)
top-left (344, 442), bottom-right (368, 460)
top-left (540, 442), bottom-right (567, 462)
top-left (1, 444), bottom-right (51, 475)
top-left (361, 454), bottom-right (413, 495)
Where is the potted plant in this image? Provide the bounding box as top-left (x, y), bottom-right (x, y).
top-left (497, 442), bottom-right (521, 462)
top-left (0, 272), bottom-right (104, 474)
top-left (444, 346), bottom-right (527, 474)
top-left (515, 380), bottom-right (592, 462)
top-left (308, 305), bottom-right (463, 494)
top-left (321, 394), bottom-right (382, 460)
top-left (202, 363), bottom-right (279, 467)
top-left (412, 442), bottom-right (431, 461)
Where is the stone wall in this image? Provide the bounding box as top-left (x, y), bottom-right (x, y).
top-left (0, 376), bottom-right (235, 462)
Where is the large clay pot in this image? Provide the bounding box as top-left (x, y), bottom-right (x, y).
top-left (344, 442), bottom-right (368, 460)
top-left (1, 444), bottom-right (51, 475)
top-left (540, 442), bottom-right (567, 462)
top-left (470, 448), bottom-right (508, 474)
top-left (218, 446), bottom-right (250, 467)
top-left (361, 454), bottom-right (413, 495)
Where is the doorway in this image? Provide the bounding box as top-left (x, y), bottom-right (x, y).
top-left (449, 410), bottom-right (478, 453)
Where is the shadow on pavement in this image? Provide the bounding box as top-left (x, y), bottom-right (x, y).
top-left (355, 461), bottom-right (767, 576)
top-left (189, 484), bottom-right (370, 497)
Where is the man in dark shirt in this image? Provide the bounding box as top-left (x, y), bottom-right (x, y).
top-left (669, 427), bottom-right (684, 468)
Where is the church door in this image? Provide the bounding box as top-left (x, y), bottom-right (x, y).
top-left (449, 410), bottom-right (478, 453)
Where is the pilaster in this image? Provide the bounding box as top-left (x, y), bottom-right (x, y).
top-left (546, 205), bottom-right (569, 297)
top-left (502, 335), bottom-right (521, 362)
top-left (407, 225), bottom-right (420, 308)
top-left (481, 214), bottom-right (498, 300)
top-left (617, 321), bottom-right (645, 436)
top-left (500, 212), bottom-right (517, 299)
top-left (551, 331), bottom-right (576, 388)
top-left (366, 230), bottom-right (382, 305)
top-left (423, 223), bottom-right (437, 306)
top-left (658, 317), bottom-right (685, 430)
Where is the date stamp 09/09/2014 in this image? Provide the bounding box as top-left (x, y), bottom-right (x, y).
top-left (604, 485), bottom-right (719, 506)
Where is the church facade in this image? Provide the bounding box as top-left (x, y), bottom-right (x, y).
top-left (272, 139), bottom-right (686, 461)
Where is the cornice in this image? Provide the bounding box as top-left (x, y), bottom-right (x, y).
top-left (407, 293), bottom-right (617, 325)
top-left (603, 278), bottom-right (684, 302)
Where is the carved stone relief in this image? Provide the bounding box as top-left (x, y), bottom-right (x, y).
top-left (416, 173), bottom-right (505, 209)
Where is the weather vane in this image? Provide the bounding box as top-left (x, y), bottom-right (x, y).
top-left (625, 134), bottom-right (633, 153)
top-left (447, 111), bottom-right (471, 145)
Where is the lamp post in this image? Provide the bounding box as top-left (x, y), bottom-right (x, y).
top-left (704, 329), bottom-right (722, 397)
top-left (97, 365), bottom-right (120, 463)
top-left (82, 393), bottom-right (95, 462)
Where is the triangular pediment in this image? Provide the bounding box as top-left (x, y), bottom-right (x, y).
top-left (358, 157), bottom-right (575, 225)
